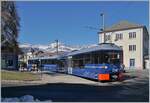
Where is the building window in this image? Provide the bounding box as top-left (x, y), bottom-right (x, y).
top-left (129, 32), bottom-right (136, 39)
top-left (105, 35), bottom-right (111, 41)
top-left (115, 33), bottom-right (123, 41)
top-left (7, 60), bottom-right (13, 66)
top-left (129, 45), bottom-right (136, 51)
top-left (133, 45), bottom-right (136, 51)
top-left (129, 32), bottom-right (132, 38)
top-left (130, 59), bottom-right (135, 67)
top-left (108, 35), bottom-right (111, 40)
top-left (133, 32), bottom-right (136, 38)
top-left (129, 45), bottom-right (132, 51)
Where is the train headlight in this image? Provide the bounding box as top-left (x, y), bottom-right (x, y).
top-left (100, 66), bottom-right (108, 69)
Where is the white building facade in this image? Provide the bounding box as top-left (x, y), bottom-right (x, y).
top-left (98, 21), bottom-right (149, 69)
top-left (19, 52), bottom-right (34, 65)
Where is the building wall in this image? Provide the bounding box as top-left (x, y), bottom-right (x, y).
top-left (143, 27), bottom-right (149, 56)
top-left (143, 27), bottom-right (149, 69)
top-left (1, 53), bottom-right (18, 70)
top-left (99, 27), bottom-right (147, 69)
top-left (18, 52), bottom-right (34, 65)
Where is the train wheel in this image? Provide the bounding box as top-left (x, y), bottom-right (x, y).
top-left (117, 72), bottom-right (123, 81)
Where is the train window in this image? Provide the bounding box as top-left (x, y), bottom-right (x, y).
top-left (7, 59), bottom-right (13, 66)
top-left (70, 50), bottom-right (122, 68)
top-left (41, 60), bottom-right (44, 64)
top-left (53, 60), bottom-right (55, 64)
top-left (85, 58), bottom-right (91, 64)
top-left (110, 59), bottom-right (120, 64)
top-left (79, 60), bottom-right (84, 69)
top-left (46, 59), bottom-right (49, 64)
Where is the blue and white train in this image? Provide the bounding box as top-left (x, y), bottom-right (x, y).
top-left (28, 55), bottom-right (66, 72)
top-left (28, 43), bottom-right (124, 81)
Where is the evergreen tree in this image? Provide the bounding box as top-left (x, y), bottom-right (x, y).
top-left (1, 1), bottom-right (20, 53)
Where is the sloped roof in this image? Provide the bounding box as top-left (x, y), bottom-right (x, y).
top-left (68, 43), bottom-right (122, 56)
top-left (99, 20), bottom-right (143, 33)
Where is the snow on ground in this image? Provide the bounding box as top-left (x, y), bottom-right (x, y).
top-left (2, 95), bottom-right (52, 102)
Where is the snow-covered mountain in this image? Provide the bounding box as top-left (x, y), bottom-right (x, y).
top-left (19, 42), bottom-right (98, 54)
top-left (19, 42), bottom-right (83, 53)
top-left (46, 42), bottom-right (83, 52)
top-left (19, 43), bottom-right (36, 53)
top-left (19, 43), bottom-right (48, 50)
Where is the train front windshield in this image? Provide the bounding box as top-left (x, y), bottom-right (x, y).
top-left (107, 53), bottom-right (122, 65)
top-left (110, 59), bottom-right (120, 64)
top-left (71, 50), bottom-right (123, 68)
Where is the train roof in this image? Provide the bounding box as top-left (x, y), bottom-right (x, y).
top-left (30, 55), bottom-right (61, 60)
top-left (40, 55), bottom-right (61, 60)
top-left (68, 43), bottom-right (122, 56)
top-left (29, 43), bottom-right (122, 60)
top-left (29, 52), bottom-right (68, 60)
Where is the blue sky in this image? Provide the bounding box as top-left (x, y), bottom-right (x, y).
top-left (16, 1), bottom-right (149, 45)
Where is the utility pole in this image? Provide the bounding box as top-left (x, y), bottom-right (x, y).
top-left (55, 39), bottom-right (59, 55)
top-left (100, 13), bottom-right (105, 43)
top-left (39, 59), bottom-right (42, 80)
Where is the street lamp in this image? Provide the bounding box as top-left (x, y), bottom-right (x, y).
top-left (39, 59), bottom-right (42, 80)
top-left (100, 13), bottom-right (106, 43)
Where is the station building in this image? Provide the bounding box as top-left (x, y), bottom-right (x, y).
top-left (98, 21), bottom-right (149, 69)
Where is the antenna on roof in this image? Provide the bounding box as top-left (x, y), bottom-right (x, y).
top-left (100, 12), bottom-right (106, 43)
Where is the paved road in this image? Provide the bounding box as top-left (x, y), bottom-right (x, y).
top-left (1, 69), bottom-right (149, 102)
